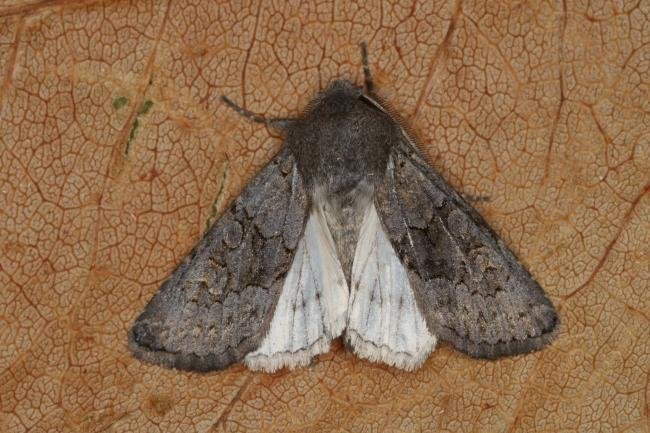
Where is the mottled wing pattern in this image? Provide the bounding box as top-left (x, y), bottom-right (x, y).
top-left (128, 148), bottom-right (308, 372)
top-left (375, 138), bottom-right (559, 359)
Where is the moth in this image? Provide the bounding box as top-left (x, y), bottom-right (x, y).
top-left (128, 44), bottom-right (559, 372)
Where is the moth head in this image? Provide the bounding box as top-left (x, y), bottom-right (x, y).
top-left (323, 79), bottom-right (363, 97)
top-left (309, 79), bottom-right (375, 116)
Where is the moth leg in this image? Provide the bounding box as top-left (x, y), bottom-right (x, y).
top-left (462, 193), bottom-right (491, 204)
top-left (359, 42), bottom-right (374, 93)
top-left (220, 95), bottom-right (295, 130)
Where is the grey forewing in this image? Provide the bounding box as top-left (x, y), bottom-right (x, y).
top-left (128, 148), bottom-right (309, 372)
top-left (375, 136), bottom-right (559, 359)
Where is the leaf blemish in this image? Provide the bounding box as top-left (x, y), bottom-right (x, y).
top-left (139, 99), bottom-right (154, 115)
top-left (113, 96), bottom-right (128, 110)
top-left (124, 100), bottom-right (154, 156)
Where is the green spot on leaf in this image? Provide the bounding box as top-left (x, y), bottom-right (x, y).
top-left (124, 100), bottom-right (154, 156)
top-left (124, 119), bottom-right (139, 156)
top-left (112, 96), bottom-right (128, 110)
top-left (139, 99), bottom-right (153, 115)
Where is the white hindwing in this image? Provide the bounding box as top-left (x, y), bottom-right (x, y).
top-left (346, 204), bottom-right (436, 370)
top-left (245, 206), bottom-right (349, 372)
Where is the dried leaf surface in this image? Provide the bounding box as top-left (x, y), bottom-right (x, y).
top-left (1, 1), bottom-right (648, 432)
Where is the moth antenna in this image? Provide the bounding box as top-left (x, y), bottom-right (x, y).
top-left (359, 42), bottom-right (374, 93)
top-left (220, 95), bottom-right (294, 131)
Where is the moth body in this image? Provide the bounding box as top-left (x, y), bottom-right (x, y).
top-left (289, 79), bottom-right (395, 281)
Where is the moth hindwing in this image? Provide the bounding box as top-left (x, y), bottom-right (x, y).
top-left (129, 47), bottom-right (559, 373)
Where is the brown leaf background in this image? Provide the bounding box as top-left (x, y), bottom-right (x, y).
top-left (1, 0), bottom-right (648, 432)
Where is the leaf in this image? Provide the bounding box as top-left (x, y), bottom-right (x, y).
top-left (1, 1), bottom-right (648, 432)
